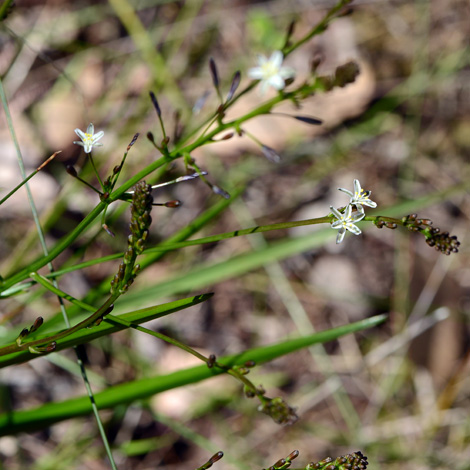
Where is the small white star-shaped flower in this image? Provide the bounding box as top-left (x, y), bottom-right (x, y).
top-left (338, 179), bottom-right (377, 214)
top-left (248, 51), bottom-right (295, 95)
top-left (74, 123), bottom-right (104, 153)
top-left (330, 204), bottom-right (365, 244)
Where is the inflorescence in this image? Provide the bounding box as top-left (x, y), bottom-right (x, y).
top-left (306, 451), bottom-right (369, 470)
top-left (110, 181), bottom-right (153, 294)
top-left (401, 214), bottom-right (460, 255)
top-left (264, 450), bottom-right (368, 470)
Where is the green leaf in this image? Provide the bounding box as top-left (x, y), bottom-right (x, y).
top-left (0, 314), bottom-right (386, 435)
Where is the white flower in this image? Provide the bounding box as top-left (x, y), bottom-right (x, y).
top-left (74, 123), bottom-right (104, 153)
top-left (248, 50), bottom-right (295, 95)
top-left (338, 179), bottom-right (377, 214)
top-left (330, 205), bottom-right (365, 244)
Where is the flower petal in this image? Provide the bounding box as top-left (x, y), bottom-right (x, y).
top-left (86, 123), bottom-right (95, 134)
top-left (351, 211), bottom-right (365, 222)
top-left (329, 206), bottom-right (344, 219)
top-left (268, 75), bottom-right (286, 90)
top-left (338, 187), bottom-right (353, 197)
top-left (257, 54), bottom-right (268, 66)
top-left (331, 220), bottom-right (344, 229)
top-left (336, 228), bottom-right (346, 244)
top-left (259, 80), bottom-right (270, 96)
top-left (93, 131), bottom-right (104, 142)
top-left (248, 67), bottom-right (264, 79)
top-left (353, 179), bottom-right (361, 194)
top-left (74, 128), bottom-right (86, 139)
top-left (362, 200), bottom-right (377, 208)
top-left (345, 223), bottom-right (361, 235)
top-left (270, 50), bottom-right (283, 69)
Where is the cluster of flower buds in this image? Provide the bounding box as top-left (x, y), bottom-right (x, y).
top-left (315, 61), bottom-right (360, 92)
top-left (401, 214), bottom-right (460, 255)
top-left (306, 451), bottom-right (368, 470)
top-left (16, 316), bottom-right (43, 346)
top-left (425, 228), bottom-right (460, 255)
top-left (265, 450), bottom-right (367, 470)
top-left (257, 396), bottom-right (299, 426)
top-left (110, 181), bottom-right (153, 294)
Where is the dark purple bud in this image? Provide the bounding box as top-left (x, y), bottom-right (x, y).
top-left (127, 133), bottom-right (139, 150)
top-left (212, 185), bottom-right (230, 199)
top-left (18, 328), bottom-right (29, 339)
top-left (209, 57), bottom-right (220, 90)
top-left (149, 91), bottom-right (161, 117)
top-left (147, 131), bottom-right (155, 143)
top-left (217, 103), bottom-right (225, 115)
top-left (226, 71), bottom-right (241, 102)
top-left (294, 115), bottom-right (323, 126)
top-left (261, 145), bottom-right (281, 163)
top-left (66, 165), bottom-right (78, 177)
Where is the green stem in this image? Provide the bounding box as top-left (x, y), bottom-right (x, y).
top-left (0, 294), bottom-right (117, 356)
top-left (282, 0), bottom-right (352, 55)
top-left (40, 215), bottom-right (331, 280)
top-left (0, 0), bottom-right (14, 20)
top-left (1, 201), bottom-right (107, 290)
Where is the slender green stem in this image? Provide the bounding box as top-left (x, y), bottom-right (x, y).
top-left (23, 273), bottom-right (265, 401)
top-left (282, 0), bottom-right (352, 55)
top-left (0, 151), bottom-right (60, 206)
top-left (38, 216), bottom-right (331, 280)
top-left (1, 201), bottom-right (107, 290)
top-left (88, 153), bottom-right (105, 190)
top-left (0, 0), bottom-right (14, 20)
top-left (0, 22), bottom-right (331, 292)
top-left (0, 78), bottom-right (117, 467)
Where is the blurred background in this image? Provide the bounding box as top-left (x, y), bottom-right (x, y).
top-left (0, 0), bottom-right (469, 469)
